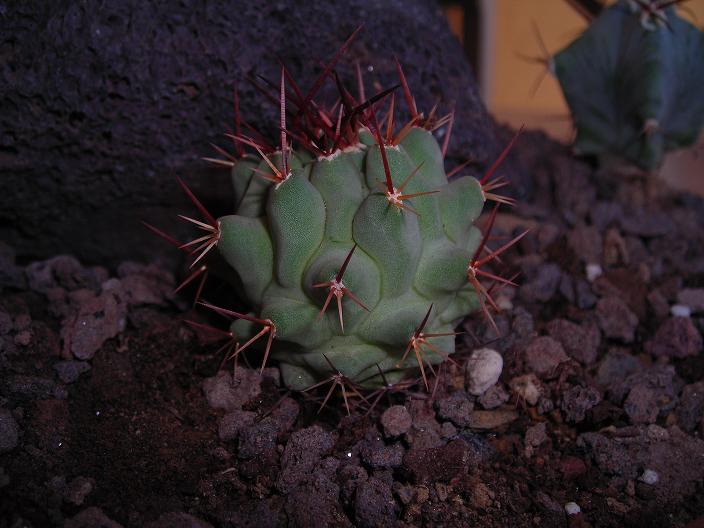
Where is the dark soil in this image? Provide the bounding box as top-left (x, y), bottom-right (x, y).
top-left (2, 131), bottom-right (704, 527)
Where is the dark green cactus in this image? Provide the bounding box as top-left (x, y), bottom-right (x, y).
top-left (553, 0), bottom-right (704, 170)
top-left (152, 40), bottom-right (524, 394)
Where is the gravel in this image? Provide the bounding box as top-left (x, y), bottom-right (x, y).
top-left (269, 396), bottom-right (300, 433)
top-left (276, 425), bottom-right (335, 493)
top-left (53, 360), bottom-right (91, 384)
top-left (478, 384), bottom-right (510, 409)
top-left (465, 348), bottom-right (503, 395)
top-left (354, 477), bottom-right (398, 528)
top-left (676, 381), bottom-right (704, 432)
top-left (619, 365), bottom-right (682, 424)
top-left (467, 408), bottom-right (519, 430)
top-left (560, 385), bottom-right (602, 423)
top-left (509, 374), bottom-right (542, 406)
top-left (202, 369), bottom-right (262, 411)
top-left (567, 224), bottom-right (602, 264)
top-left (359, 436), bottom-right (404, 469)
top-left (639, 469), bottom-right (659, 485)
top-left (68, 279), bottom-right (128, 360)
top-left (670, 304), bottom-right (691, 317)
top-left (579, 426), bottom-right (704, 502)
top-left (218, 409), bottom-right (257, 441)
top-left (596, 349), bottom-right (643, 393)
top-left (565, 502), bottom-right (581, 515)
top-left (380, 405), bottom-right (412, 437)
top-left (546, 319), bottom-right (600, 365)
top-left (63, 476), bottom-right (95, 506)
top-left (524, 336), bottom-right (568, 378)
top-left (677, 288), bottom-right (704, 313)
top-left (648, 316), bottom-right (703, 358)
top-left (519, 262), bottom-right (562, 303)
top-left (238, 418), bottom-right (280, 460)
top-left (524, 422), bottom-right (548, 457)
top-left (596, 296), bottom-right (639, 343)
top-left (435, 391), bottom-right (474, 427)
top-left (0, 409), bottom-right (19, 453)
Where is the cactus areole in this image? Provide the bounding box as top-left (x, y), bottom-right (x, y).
top-left (155, 31), bottom-right (524, 391)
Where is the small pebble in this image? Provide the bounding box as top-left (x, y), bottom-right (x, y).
top-left (440, 421), bottom-right (457, 439)
top-left (496, 296), bottom-right (513, 311)
top-left (14, 330), bottom-right (32, 346)
top-left (586, 263), bottom-right (602, 282)
top-left (677, 288), bottom-right (704, 313)
top-left (596, 296), bottom-right (638, 343)
top-left (218, 409), bottom-right (257, 441)
top-left (466, 348), bottom-right (503, 396)
top-left (564, 501), bottom-right (581, 515)
top-left (646, 424), bottom-right (669, 442)
top-left (509, 374), bottom-right (542, 406)
top-left (436, 392), bottom-right (474, 427)
top-left (53, 361), bottom-right (91, 384)
top-left (478, 384), bottom-right (509, 410)
top-left (561, 385), bottom-right (601, 423)
top-left (649, 316), bottom-right (702, 358)
top-left (639, 469), bottom-right (659, 485)
top-left (13, 313), bottom-right (31, 331)
top-left (524, 337), bottom-right (568, 379)
top-left (670, 304), bottom-right (691, 317)
top-left (63, 476), bottom-right (94, 506)
top-left (524, 422), bottom-right (548, 457)
top-left (202, 369), bottom-right (262, 411)
top-left (380, 405), bottom-right (412, 437)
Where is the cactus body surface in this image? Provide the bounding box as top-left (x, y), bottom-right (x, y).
top-left (554, 0), bottom-right (704, 170)
top-left (157, 34), bottom-right (522, 393)
top-left (220, 127), bottom-right (486, 390)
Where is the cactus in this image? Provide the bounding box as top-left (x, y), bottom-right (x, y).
top-left (552, 0), bottom-right (704, 170)
top-left (149, 33), bottom-right (524, 394)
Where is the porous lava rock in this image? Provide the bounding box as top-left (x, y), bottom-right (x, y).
top-left (1, 0), bottom-right (528, 267)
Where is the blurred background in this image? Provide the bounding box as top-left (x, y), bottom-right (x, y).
top-left (440, 0), bottom-right (704, 195)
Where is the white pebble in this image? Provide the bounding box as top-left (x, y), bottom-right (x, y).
top-left (496, 295), bottom-right (513, 311)
top-left (466, 348), bottom-right (503, 396)
top-left (564, 501), bottom-right (581, 515)
top-left (670, 304), bottom-right (691, 318)
top-left (639, 469), bottom-right (659, 485)
top-left (586, 263), bottom-right (602, 282)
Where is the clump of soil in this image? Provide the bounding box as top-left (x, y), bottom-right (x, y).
top-left (2, 131), bottom-right (704, 527)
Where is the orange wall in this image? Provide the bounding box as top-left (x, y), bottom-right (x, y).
top-left (482, 0), bottom-right (584, 141)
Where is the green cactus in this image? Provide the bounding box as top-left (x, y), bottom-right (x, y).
top-left (553, 0), bottom-right (704, 170)
top-left (153, 40), bottom-right (524, 394)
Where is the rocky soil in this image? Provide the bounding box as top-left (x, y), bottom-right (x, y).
top-left (2, 131), bottom-right (704, 527)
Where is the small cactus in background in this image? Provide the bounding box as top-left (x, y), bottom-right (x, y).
top-left (552, 0), bottom-right (704, 170)
top-left (148, 30), bottom-right (524, 394)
